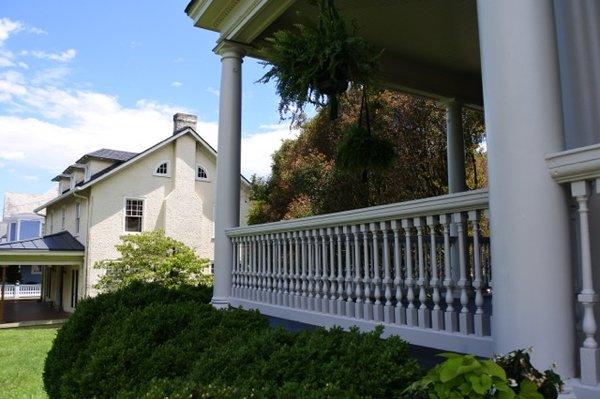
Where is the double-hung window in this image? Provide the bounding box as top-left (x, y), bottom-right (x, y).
top-left (125, 199), bottom-right (144, 232)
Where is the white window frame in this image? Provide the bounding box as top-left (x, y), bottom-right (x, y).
top-left (123, 197), bottom-right (145, 233)
top-left (84, 165), bottom-right (91, 182)
top-left (31, 265), bottom-right (42, 275)
top-left (196, 163), bottom-right (209, 182)
top-left (7, 222), bottom-right (18, 242)
top-left (69, 175), bottom-right (76, 190)
top-left (75, 203), bottom-right (81, 235)
top-left (153, 160), bottom-right (170, 177)
top-left (48, 211), bottom-right (53, 234)
top-left (61, 207), bottom-right (66, 230)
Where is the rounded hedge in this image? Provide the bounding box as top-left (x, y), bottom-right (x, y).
top-left (44, 282), bottom-right (421, 398)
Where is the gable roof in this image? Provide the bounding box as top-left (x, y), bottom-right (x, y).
top-left (0, 231), bottom-right (84, 251)
top-left (35, 128), bottom-right (251, 212)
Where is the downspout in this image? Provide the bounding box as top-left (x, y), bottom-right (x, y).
top-left (72, 187), bottom-right (91, 298)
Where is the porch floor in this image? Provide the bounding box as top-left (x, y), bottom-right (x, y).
top-left (1, 299), bottom-right (69, 324)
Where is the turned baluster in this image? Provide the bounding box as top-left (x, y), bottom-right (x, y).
top-left (391, 220), bottom-right (405, 325)
top-left (275, 233), bottom-right (283, 305)
top-left (572, 181), bottom-right (600, 385)
top-left (307, 230), bottom-right (315, 311)
top-left (251, 235), bottom-right (258, 301)
top-left (352, 225), bottom-right (363, 319)
top-left (440, 215), bottom-right (457, 332)
top-left (313, 229), bottom-right (322, 312)
top-left (402, 219), bottom-right (417, 326)
top-left (369, 222), bottom-right (383, 321)
top-left (267, 234), bottom-right (274, 304)
top-left (294, 231), bottom-right (301, 309)
top-left (335, 227), bottom-right (345, 315)
top-left (380, 221), bottom-right (393, 323)
top-left (469, 210), bottom-right (489, 336)
top-left (283, 232), bottom-right (290, 306)
top-left (328, 227), bottom-right (337, 314)
top-left (320, 228), bottom-right (329, 312)
top-left (453, 212), bottom-right (473, 334)
top-left (232, 237), bottom-right (239, 297)
top-left (427, 216), bottom-right (443, 330)
top-left (344, 226), bottom-right (354, 317)
top-left (300, 231), bottom-right (309, 309)
top-left (414, 218), bottom-right (431, 328)
top-left (361, 224), bottom-right (373, 320)
top-left (243, 237), bottom-right (250, 299)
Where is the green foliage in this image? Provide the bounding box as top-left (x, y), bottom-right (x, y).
top-left (94, 230), bottom-right (211, 291)
top-left (337, 124), bottom-right (395, 173)
top-left (404, 351), bottom-right (563, 399)
top-left (259, 0), bottom-right (379, 122)
top-left (494, 349), bottom-right (563, 399)
top-left (44, 283), bottom-right (421, 398)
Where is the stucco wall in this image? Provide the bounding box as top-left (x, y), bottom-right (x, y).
top-left (45, 132), bottom-right (251, 298)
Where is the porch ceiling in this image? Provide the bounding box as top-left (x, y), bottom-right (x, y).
top-left (187, 0), bottom-right (483, 106)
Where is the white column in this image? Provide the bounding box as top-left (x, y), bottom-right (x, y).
top-left (211, 43), bottom-right (245, 309)
top-left (444, 99), bottom-right (467, 193)
top-left (478, 0), bottom-right (575, 375)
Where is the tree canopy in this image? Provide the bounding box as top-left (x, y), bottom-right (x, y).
top-left (248, 90), bottom-right (486, 224)
top-left (94, 230), bottom-right (211, 291)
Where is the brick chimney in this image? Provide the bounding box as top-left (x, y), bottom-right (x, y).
top-left (173, 113), bottom-right (197, 134)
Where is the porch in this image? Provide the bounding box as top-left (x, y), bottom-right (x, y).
top-left (0, 300), bottom-right (68, 325)
top-left (186, 0), bottom-right (600, 396)
top-left (0, 231), bottom-right (85, 323)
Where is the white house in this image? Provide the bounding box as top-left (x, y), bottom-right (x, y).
top-left (185, 1), bottom-right (600, 397)
top-left (0, 113), bottom-right (250, 313)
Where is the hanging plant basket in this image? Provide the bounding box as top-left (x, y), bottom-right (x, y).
top-left (259, 0), bottom-right (380, 122)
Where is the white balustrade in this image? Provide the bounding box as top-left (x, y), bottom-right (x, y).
top-left (547, 143), bottom-right (600, 386)
top-left (1, 283), bottom-right (41, 299)
top-left (228, 190), bottom-right (492, 355)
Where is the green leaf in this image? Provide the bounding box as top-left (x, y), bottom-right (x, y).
top-left (481, 360), bottom-right (507, 379)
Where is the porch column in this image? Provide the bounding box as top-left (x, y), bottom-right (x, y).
top-left (211, 42), bottom-right (245, 309)
top-left (444, 99), bottom-right (467, 193)
top-left (478, 0), bottom-right (575, 376)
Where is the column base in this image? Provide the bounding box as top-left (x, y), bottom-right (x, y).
top-left (211, 296), bottom-right (230, 309)
top-left (580, 347), bottom-right (600, 386)
top-left (568, 378), bottom-right (600, 399)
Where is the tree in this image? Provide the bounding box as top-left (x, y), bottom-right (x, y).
top-left (248, 90), bottom-right (486, 224)
top-left (94, 230), bottom-right (211, 291)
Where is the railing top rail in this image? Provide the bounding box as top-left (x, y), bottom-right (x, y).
top-left (227, 189), bottom-right (488, 237)
top-left (546, 142), bottom-right (600, 184)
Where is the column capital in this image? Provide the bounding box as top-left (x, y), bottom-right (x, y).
top-left (439, 97), bottom-right (463, 108)
top-left (215, 41), bottom-right (246, 60)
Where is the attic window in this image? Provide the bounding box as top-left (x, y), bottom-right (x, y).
top-left (154, 161), bottom-right (170, 177)
top-left (196, 164), bottom-right (208, 181)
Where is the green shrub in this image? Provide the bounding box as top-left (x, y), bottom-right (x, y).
top-left (44, 282), bottom-right (421, 398)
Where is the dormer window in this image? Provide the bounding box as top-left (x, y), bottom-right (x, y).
top-left (154, 161), bottom-right (170, 177)
top-left (84, 165), bottom-right (91, 182)
top-left (196, 164), bottom-right (208, 181)
top-left (69, 175), bottom-right (75, 190)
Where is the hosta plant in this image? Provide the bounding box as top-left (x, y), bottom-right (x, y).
top-left (403, 352), bottom-right (547, 399)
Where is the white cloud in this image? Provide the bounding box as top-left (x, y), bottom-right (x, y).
top-left (23, 175), bottom-right (39, 181)
top-left (207, 87), bottom-right (219, 97)
top-left (21, 49), bottom-right (76, 62)
top-left (0, 18), bottom-right (21, 46)
top-left (0, 151), bottom-right (26, 160)
top-left (171, 81), bottom-right (182, 88)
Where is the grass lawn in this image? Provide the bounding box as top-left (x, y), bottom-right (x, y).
top-left (0, 326), bottom-right (59, 399)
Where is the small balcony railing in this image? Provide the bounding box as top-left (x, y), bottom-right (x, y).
top-left (226, 189), bottom-right (492, 356)
top-left (1, 283), bottom-right (42, 299)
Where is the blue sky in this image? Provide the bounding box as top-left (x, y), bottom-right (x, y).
top-left (0, 0), bottom-right (298, 209)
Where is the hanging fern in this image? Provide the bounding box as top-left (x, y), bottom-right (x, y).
top-left (259, 0), bottom-right (380, 122)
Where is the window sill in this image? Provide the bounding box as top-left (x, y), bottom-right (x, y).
top-left (153, 173), bottom-right (171, 178)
